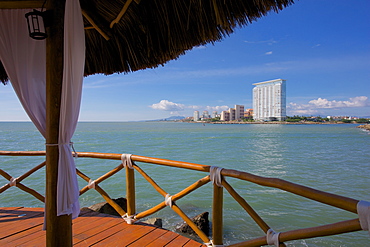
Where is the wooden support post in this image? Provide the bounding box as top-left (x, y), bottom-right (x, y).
top-left (126, 166), bottom-right (136, 216)
top-left (45, 0), bottom-right (72, 246)
top-left (212, 184), bottom-right (223, 246)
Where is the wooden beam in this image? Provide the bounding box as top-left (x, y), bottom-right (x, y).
top-left (81, 10), bottom-right (110, 40)
top-left (45, 0), bottom-right (72, 246)
top-left (0, 0), bottom-right (44, 9)
top-left (110, 0), bottom-right (133, 28)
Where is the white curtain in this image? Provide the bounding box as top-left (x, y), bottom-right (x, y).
top-left (0, 0), bottom-right (84, 219)
top-left (0, 9), bottom-right (46, 136)
top-left (58, 0), bottom-right (85, 218)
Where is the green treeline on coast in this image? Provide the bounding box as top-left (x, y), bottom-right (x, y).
top-left (285, 116), bottom-right (369, 123)
top-left (182, 115), bottom-right (370, 124)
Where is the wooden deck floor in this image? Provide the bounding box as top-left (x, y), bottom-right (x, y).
top-left (0, 207), bottom-right (206, 247)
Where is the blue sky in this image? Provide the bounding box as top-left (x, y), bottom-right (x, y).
top-left (1, 0), bottom-right (369, 121)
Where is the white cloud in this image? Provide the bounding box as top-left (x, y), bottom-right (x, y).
top-left (265, 51), bottom-right (273, 55)
top-left (244, 39), bottom-right (277, 45)
top-left (150, 100), bottom-right (185, 111)
top-left (287, 102), bottom-right (319, 115)
top-left (308, 96), bottom-right (369, 108)
top-left (287, 96), bottom-right (369, 115)
top-left (205, 105), bottom-right (229, 112)
top-left (192, 45), bottom-right (207, 50)
top-left (150, 100), bottom-right (231, 114)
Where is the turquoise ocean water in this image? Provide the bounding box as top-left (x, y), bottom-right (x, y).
top-left (0, 122), bottom-right (369, 246)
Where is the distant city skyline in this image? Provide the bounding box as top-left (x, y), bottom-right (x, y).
top-left (1, 0), bottom-right (369, 121)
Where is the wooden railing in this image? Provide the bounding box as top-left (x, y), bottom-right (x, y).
top-left (0, 150), bottom-right (365, 246)
top-left (0, 151), bottom-right (46, 203)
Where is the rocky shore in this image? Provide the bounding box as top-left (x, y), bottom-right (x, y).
top-left (86, 198), bottom-right (210, 236)
top-left (357, 124), bottom-right (370, 131)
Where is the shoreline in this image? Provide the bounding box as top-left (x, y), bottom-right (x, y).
top-left (208, 121), bottom-right (342, 125)
top-left (188, 121), bottom-right (362, 125)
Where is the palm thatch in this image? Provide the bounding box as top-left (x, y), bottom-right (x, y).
top-left (0, 0), bottom-right (295, 84)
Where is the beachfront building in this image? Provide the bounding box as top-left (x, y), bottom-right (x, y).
top-left (202, 110), bottom-right (210, 120)
top-left (253, 79), bottom-right (286, 121)
top-left (229, 108), bottom-right (236, 120)
top-left (235, 105), bottom-right (244, 120)
top-left (220, 105), bottom-right (245, 121)
top-left (193, 111), bottom-right (200, 121)
top-left (220, 111), bottom-right (230, 121)
top-left (244, 108), bottom-right (253, 118)
top-left (212, 111), bottom-right (218, 118)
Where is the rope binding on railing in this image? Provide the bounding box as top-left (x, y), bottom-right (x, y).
top-left (210, 166), bottom-right (223, 187)
top-left (357, 200), bottom-right (370, 235)
top-left (8, 177), bottom-right (17, 187)
top-left (121, 153), bottom-right (134, 169)
top-left (205, 240), bottom-right (224, 247)
top-left (87, 179), bottom-right (96, 189)
top-left (267, 228), bottom-right (281, 246)
top-left (122, 213), bottom-right (136, 224)
top-left (165, 194), bottom-right (173, 208)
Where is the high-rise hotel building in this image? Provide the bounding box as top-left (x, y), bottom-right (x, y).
top-left (253, 79), bottom-right (286, 121)
top-left (193, 111), bottom-right (200, 121)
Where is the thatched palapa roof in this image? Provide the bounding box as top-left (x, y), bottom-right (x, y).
top-left (0, 0), bottom-right (295, 84)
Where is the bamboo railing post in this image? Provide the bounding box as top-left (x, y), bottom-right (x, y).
top-left (45, 0), bottom-right (71, 246)
top-left (212, 183), bottom-right (223, 246)
top-left (126, 166), bottom-right (136, 217)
